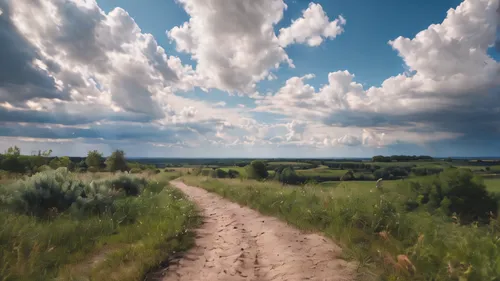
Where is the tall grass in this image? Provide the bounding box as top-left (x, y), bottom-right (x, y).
top-left (0, 171), bottom-right (199, 281)
top-left (182, 176), bottom-right (500, 281)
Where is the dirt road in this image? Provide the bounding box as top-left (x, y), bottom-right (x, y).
top-left (160, 181), bottom-right (356, 281)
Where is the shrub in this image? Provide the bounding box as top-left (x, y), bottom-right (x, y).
top-left (279, 167), bottom-right (300, 184)
top-left (210, 169), bottom-right (228, 178)
top-left (245, 161), bottom-right (268, 180)
top-left (105, 150), bottom-right (128, 172)
top-left (4, 169), bottom-right (147, 218)
top-left (108, 176), bottom-right (147, 196)
top-left (7, 168), bottom-right (88, 218)
top-left (407, 168), bottom-right (498, 224)
top-left (130, 167), bottom-right (142, 174)
top-left (226, 169), bottom-right (239, 178)
top-left (87, 166), bottom-right (99, 173)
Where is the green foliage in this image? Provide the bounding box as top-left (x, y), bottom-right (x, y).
top-left (85, 150), bottom-right (102, 170)
top-left (6, 168), bottom-right (89, 218)
top-left (105, 150), bottom-right (128, 172)
top-left (0, 180), bottom-right (199, 281)
top-left (129, 167), bottom-right (142, 174)
top-left (340, 170), bottom-right (355, 181)
top-left (184, 176), bottom-right (500, 281)
top-left (209, 168), bottom-right (228, 178)
top-left (245, 160), bottom-right (268, 180)
top-left (3, 169), bottom-right (148, 219)
top-left (278, 167), bottom-right (300, 184)
top-left (407, 168), bottom-right (498, 224)
top-left (108, 175), bottom-right (147, 196)
top-left (49, 156), bottom-right (71, 170)
top-left (226, 169), bottom-right (240, 178)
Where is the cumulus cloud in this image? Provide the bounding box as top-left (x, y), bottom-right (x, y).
top-left (168, 0), bottom-right (293, 94)
top-left (256, 0), bottom-right (500, 146)
top-left (278, 3), bottom-right (346, 47)
top-left (1, 0), bottom-right (498, 155)
top-left (6, 0), bottom-right (197, 121)
top-left (168, 0), bottom-right (345, 94)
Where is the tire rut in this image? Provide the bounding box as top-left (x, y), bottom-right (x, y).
top-left (158, 181), bottom-right (355, 281)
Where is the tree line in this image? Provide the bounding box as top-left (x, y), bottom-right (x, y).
top-left (0, 146), bottom-right (156, 174)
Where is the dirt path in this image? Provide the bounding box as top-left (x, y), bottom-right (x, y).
top-left (158, 181), bottom-right (356, 281)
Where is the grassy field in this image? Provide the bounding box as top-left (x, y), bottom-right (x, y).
top-left (219, 166), bottom-right (248, 176)
top-left (0, 171), bottom-right (200, 281)
top-left (182, 175), bottom-right (500, 281)
top-left (484, 178), bottom-right (500, 193)
top-left (296, 168), bottom-right (348, 177)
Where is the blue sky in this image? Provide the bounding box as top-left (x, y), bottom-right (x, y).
top-left (0, 0), bottom-right (499, 157)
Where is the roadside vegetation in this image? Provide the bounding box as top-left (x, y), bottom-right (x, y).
top-left (0, 147), bottom-right (199, 281)
top-left (2, 146), bottom-right (500, 281)
top-left (183, 167), bottom-right (500, 281)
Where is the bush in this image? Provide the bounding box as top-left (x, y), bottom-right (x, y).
top-left (108, 176), bottom-right (147, 196)
top-left (87, 166), bottom-right (99, 173)
top-left (130, 167), bottom-right (142, 174)
top-left (278, 167), bottom-right (300, 184)
top-left (7, 168), bottom-right (89, 218)
top-left (4, 169), bottom-right (147, 218)
top-left (407, 168), bottom-right (498, 224)
top-left (227, 169), bottom-right (240, 178)
top-left (245, 161), bottom-right (268, 180)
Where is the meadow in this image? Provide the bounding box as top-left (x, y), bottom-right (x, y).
top-left (2, 148), bottom-right (500, 281)
top-left (182, 169), bottom-right (500, 281)
top-left (0, 169), bottom-right (199, 281)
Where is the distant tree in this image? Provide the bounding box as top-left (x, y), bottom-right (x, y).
top-left (85, 150), bottom-right (102, 171)
top-left (49, 156), bottom-right (71, 170)
top-left (279, 167), bottom-right (299, 185)
top-left (1, 146), bottom-right (24, 173)
top-left (245, 160), bottom-right (268, 180)
top-left (6, 146), bottom-right (21, 156)
top-left (341, 170), bottom-right (355, 181)
top-left (105, 150), bottom-right (128, 172)
top-left (227, 169), bottom-right (240, 178)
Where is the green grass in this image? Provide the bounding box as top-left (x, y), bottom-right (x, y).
top-left (0, 173), bottom-right (200, 281)
top-left (484, 178), bottom-right (500, 193)
top-left (182, 176), bottom-right (500, 281)
top-left (267, 161), bottom-right (312, 165)
top-left (219, 166), bottom-right (248, 177)
top-left (296, 168), bottom-right (348, 177)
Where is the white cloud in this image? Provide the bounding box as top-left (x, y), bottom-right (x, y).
top-left (256, 0), bottom-right (500, 146)
top-left (168, 0), bottom-right (293, 94)
top-left (8, 0), bottom-right (197, 120)
top-left (278, 3), bottom-right (346, 47)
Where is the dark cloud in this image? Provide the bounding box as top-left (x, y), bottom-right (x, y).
top-left (0, 106), bottom-right (155, 125)
top-left (0, 0), bottom-right (66, 104)
top-left (0, 121), bottom-right (214, 143)
top-left (323, 87), bottom-right (500, 142)
top-left (53, 0), bottom-right (110, 73)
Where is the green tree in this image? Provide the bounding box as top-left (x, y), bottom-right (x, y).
top-left (49, 156), bottom-right (71, 169)
top-left (1, 146), bottom-right (24, 173)
top-left (85, 150), bottom-right (102, 171)
top-left (245, 160), bottom-right (268, 180)
top-left (341, 170), bottom-right (355, 181)
top-left (105, 150), bottom-right (128, 172)
top-left (279, 167), bottom-right (299, 184)
top-left (6, 146), bottom-right (20, 156)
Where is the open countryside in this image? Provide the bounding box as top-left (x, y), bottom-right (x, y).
top-left (1, 0), bottom-right (500, 280)
top-left (1, 148), bottom-right (500, 280)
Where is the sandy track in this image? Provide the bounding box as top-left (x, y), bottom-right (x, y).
top-left (160, 181), bottom-right (356, 281)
